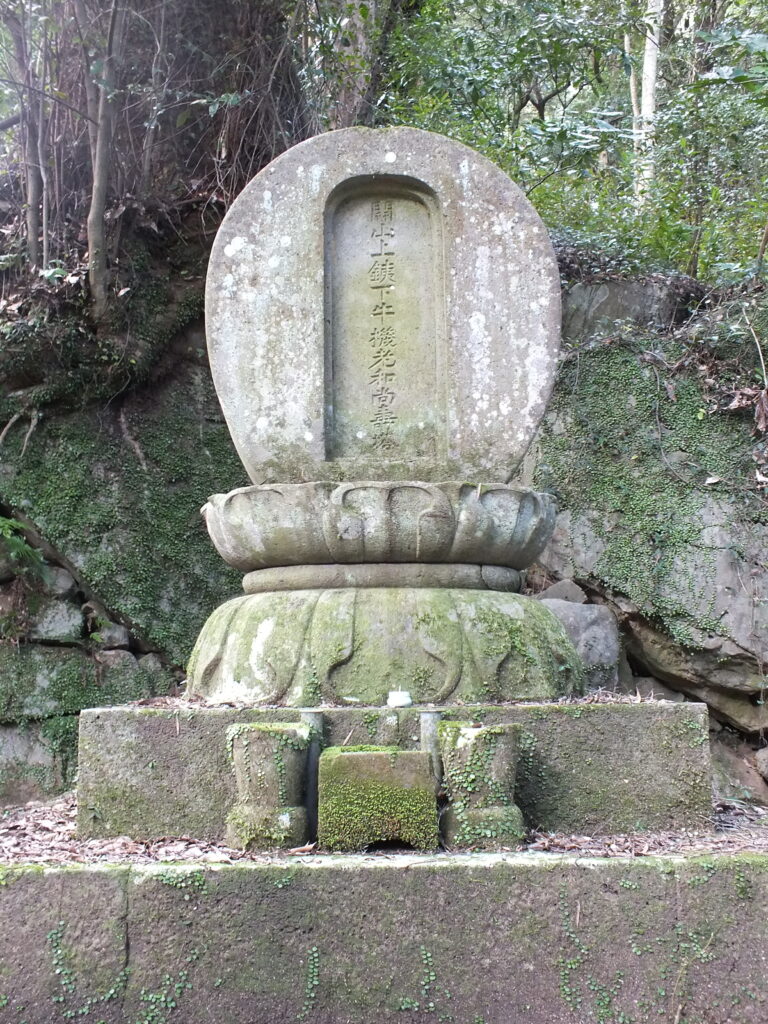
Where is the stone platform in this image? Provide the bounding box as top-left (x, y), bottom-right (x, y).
top-left (0, 853), bottom-right (765, 1023)
top-left (77, 701), bottom-right (712, 840)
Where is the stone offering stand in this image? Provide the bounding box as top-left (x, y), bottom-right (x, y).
top-left (4, 129), bottom-right (751, 1024)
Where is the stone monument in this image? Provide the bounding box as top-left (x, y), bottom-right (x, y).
top-left (77, 128), bottom-right (712, 850)
top-left (188, 126), bottom-right (577, 710)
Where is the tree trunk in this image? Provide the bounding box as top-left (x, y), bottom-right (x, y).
top-left (72, 0), bottom-right (101, 168)
top-left (635, 0), bottom-right (664, 207)
top-left (756, 214), bottom-right (768, 271)
top-left (87, 1), bottom-right (124, 322)
top-left (625, 31), bottom-right (642, 161)
top-left (2, 8), bottom-right (42, 268)
top-left (326, 0), bottom-right (422, 128)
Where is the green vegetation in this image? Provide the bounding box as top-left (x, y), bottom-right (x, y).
top-left (317, 747), bottom-right (439, 851)
top-left (382, 0), bottom-right (768, 284)
top-left (0, 368), bottom-right (244, 663)
top-left (537, 332), bottom-right (765, 645)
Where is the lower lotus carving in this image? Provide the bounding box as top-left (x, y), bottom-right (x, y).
top-left (186, 588), bottom-right (584, 706)
top-left (203, 481), bottom-right (555, 572)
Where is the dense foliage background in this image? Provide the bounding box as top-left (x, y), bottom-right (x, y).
top-left (2, 0), bottom-right (768, 299)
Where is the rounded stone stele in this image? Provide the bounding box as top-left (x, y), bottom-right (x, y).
top-left (186, 589), bottom-right (584, 706)
top-left (204, 481), bottom-right (555, 571)
top-left (205, 126), bottom-right (561, 484)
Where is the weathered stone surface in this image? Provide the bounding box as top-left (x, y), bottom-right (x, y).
top-left (0, 718), bottom-right (75, 805)
top-left (205, 481), bottom-right (555, 571)
top-left (318, 747), bottom-right (438, 851)
top-left (491, 701), bottom-right (712, 832)
top-left (711, 732), bottom-right (768, 806)
top-left (187, 589), bottom-right (583, 705)
top-left (756, 746), bottom-right (768, 783)
top-left (96, 620), bottom-right (130, 648)
top-left (78, 701), bottom-right (711, 839)
top-left (424, 702), bottom-right (713, 833)
top-left (562, 278), bottom-right (688, 340)
top-left (539, 598), bottom-right (620, 689)
top-left (615, 608), bottom-right (767, 732)
top-left (0, 645), bottom-right (167, 724)
top-left (26, 596), bottom-right (83, 642)
top-left (530, 337), bottom-right (768, 732)
top-left (137, 652), bottom-right (164, 674)
top-left (0, 539), bottom-right (15, 582)
top-left (243, 562), bottom-right (521, 593)
top-left (78, 706), bottom-right (243, 840)
top-left (46, 566), bottom-right (77, 597)
top-left (540, 516), bottom-right (768, 715)
top-left (0, 855), bottom-right (767, 1023)
top-left (206, 127), bottom-right (560, 483)
top-left (620, 675), bottom-right (685, 702)
top-left (0, 351), bottom-right (245, 666)
top-left (534, 578), bottom-right (587, 603)
top-left (226, 722), bottom-right (310, 849)
top-left (439, 722), bottom-right (524, 847)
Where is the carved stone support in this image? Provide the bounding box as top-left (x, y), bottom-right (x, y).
top-left (439, 722), bottom-right (525, 849)
top-left (224, 722), bottom-right (310, 850)
top-left (243, 563), bottom-right (521, 593)
top-left (204, 482), bottom-right (555, 572)
top-left (187, 589), bottom-right (584, 706)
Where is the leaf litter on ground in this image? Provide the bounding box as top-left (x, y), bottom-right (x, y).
top-left (1, 792), bottom-right (766, 866)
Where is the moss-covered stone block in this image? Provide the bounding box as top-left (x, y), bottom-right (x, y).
top-left (436, 701), bottom-right (713, 832)
top-left (225, 722), bottom-right (310, 850)
top-left (318, 747), bottom-right (438, 851)
top-left (439, 721), bottom-right (525, 848)
top-left (78, 702), bottom-right (712, 840)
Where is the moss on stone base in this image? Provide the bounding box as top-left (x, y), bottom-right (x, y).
top-left (188, 588), bottom-right (585, 705)
top-left (318, 747), bottom-right (438, 851)
top-left (225, 805), bottom-right (307, 851)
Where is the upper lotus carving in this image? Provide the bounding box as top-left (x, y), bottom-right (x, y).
top-left (203, 481), bottom-right (555, 572)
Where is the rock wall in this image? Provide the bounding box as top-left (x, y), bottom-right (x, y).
top-left (0, 554), bottom-right (176, 803)
top-left (0, 330), bottom-right (245, 802)
top-left (528, 325), bottom-right (767, 734)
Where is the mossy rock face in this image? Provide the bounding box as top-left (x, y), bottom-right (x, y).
top-left (0, 645), bottom-right (168, 724)
top-left (187, 588), bottom-right (585, 705)
top-left (317, 747), bottom-right (438, 851)
top-left (0, 716), bottom-right (78, 805)
top-left (535, 340), bottom-right (768, 730)
top-left (0, 353), bottom-right (245, 664)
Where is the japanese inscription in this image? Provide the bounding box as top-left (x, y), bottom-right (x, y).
top-left (325, 183), bottom-right (444, 463)
top-left (369, 199), bottom-right (398, 452)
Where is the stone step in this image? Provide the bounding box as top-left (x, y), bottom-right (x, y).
top-left (0, 854), bottom-right (764, 1022)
